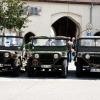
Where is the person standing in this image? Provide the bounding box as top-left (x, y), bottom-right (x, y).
top-left (68, 37), bottom-right (75, 62)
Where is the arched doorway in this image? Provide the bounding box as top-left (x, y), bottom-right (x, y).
top-left (52, 16), bottom-right (78, 38)
top-left (94, 32), bottom-right (100, 36)
top-left (24, 32), bottom-right (35, 44)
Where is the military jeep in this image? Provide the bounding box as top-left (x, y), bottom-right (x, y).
top-left (0, 35), bottom-right (23, 76)
top-left (25, 36), bottom-right (70, 77)
top-left (75, 36), bottom-right (100, 76)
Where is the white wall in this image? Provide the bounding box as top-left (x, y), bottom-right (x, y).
top-left (22, 2), bottom-right (100, 37)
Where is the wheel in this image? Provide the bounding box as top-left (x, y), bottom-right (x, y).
top-left (61, 59), bottom-right (68, 78)
top-left (27, 66), bottom-right (34, 77)
top-left (76, 60), bottom-right (83, 77)
top-left (27, 65), bottom-right (38, 77)
top-left (12, 66), bottom-right (20, 76)
top-left (12, 58), bottom-right (21, 76)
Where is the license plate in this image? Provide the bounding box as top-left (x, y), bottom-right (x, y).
top-left (4, 64), bottom-right (11, 67)
top-left (41, 65), bottom-right (51, 68)
top-left (90, 68), bottom-right (100, 72)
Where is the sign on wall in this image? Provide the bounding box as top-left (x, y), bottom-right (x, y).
top-left (24, 6), bottom-right (42, 16)
top-left (86, 23), bottom-right (93, 36)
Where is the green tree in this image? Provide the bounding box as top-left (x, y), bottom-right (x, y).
top-left (0, 0), bottom-right (29, 36)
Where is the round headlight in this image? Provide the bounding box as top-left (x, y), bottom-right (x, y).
top-left (54, 54), bottom-right (59, 59)
top-left (4, 53), bottom-right (9, 58)
top-left (85, 54), bottom-right (90, 59)
top-left (35, 54), bottom-right (39, 58)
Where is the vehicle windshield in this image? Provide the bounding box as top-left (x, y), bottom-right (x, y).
top-left (32, 39), bottom-right (66, 46)
top-left (0, 36), bottom-right (23, 47)
top-left (79, 38), bottom-right (100, 46)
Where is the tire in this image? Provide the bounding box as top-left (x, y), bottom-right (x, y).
top-left (76, 61), bottom-right (83, 77)
top-left (12, 58), bottom-right (21, 76)
top-left (61, 59), bottom-right (68, 78)
top-left (13, 66), bottom-right (20, 76)
top-left (27, 66), bottom-right (34, 77)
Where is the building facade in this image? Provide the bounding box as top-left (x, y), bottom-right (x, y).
top-left (6, 0), bottom-right (100, 42)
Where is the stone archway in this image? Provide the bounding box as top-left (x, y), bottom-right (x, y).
top-left (24, 32), bottom-right (35, 44)
top-left (94, 32), bottom-right (100, 36)
top-left (51, 12), bottom-right (81, 38)
top-left (52, 16), bottom-right (77, 38)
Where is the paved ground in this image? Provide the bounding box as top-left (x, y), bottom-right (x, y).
top-left (0, 61), bottom-right (100, 100)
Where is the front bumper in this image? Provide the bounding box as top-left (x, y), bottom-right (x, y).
top-left (0, 64), bottom-right (16, 72)
top-left (30, 64), bottom-right (63, 69)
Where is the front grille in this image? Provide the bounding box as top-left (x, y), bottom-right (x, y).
top-left (39, 53), bottom-right (54, 64)
top-left (90, 57), bottom-right (100, 64)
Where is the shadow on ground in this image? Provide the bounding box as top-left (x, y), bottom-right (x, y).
top-left (1, 70), bottom-right (100, 80)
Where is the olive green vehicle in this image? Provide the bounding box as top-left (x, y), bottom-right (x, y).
top-left (75, 36), bottom-right (100, 76)
top-left (25, 36), bottom-right (70, 77)
top-left (0, 35), bottom-right (23, 76)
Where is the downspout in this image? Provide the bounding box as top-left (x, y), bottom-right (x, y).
top-left (90, 2), bottom-right (93, 25)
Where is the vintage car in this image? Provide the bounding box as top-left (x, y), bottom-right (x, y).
top-left (0, 35), bottom-right (23, 76)
top-left (25, 36), bottom-right (70, 77)
top-left (75, 36), bottom-right (100, 76)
